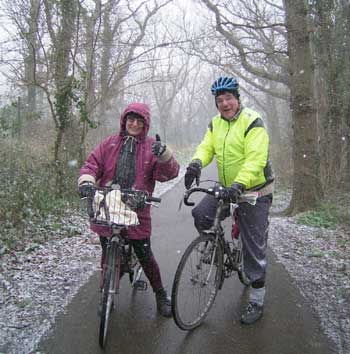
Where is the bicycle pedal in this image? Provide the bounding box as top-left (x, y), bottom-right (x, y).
top-left (133, 280), bottom-right (147, 291)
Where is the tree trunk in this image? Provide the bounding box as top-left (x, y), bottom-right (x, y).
top-left (283, 0), bottom-right (323, 214)
top-left (46, 0), bottom-right (77, 193)
top-left (312, 0), bottom-right (341, 189)
top-left (24, 0), bottom-right (40, 113)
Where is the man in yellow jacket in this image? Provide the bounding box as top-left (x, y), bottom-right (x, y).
top-left (184, 76), bottom-right (274, 325)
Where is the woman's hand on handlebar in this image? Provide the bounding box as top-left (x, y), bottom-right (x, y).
top-left (79, 182), bottom-right (95, 198)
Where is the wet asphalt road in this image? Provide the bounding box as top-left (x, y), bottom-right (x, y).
top-left (38, 165), bottom-right (335, 354)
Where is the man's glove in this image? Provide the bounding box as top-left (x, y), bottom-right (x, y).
top-left (227, 182), bottom-right (245, 203)
top-left (214, 183), bottom-right (244, 203)
top-left (152, 134), bottom-right (167, 157)
top-left (213, 185), bottom-right (231, 202)
top-left (78, 182), bottom-right (95, 198)
top-left (184, 160), bottom-right (202, 190)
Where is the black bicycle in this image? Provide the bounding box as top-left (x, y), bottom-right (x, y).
top-left (83, 186), bottom-right (161, 347)
top-left (171, 184), bottom-right (258, 330)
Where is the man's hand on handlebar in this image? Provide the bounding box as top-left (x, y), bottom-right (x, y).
top-left (214, 183), bottom-right (244, 203)
top-left (183, 183), bottom-right (256, 207)
top-left (213, 185), bottom-right (231, 202)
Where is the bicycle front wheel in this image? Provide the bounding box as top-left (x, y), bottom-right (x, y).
top-left (99, 242), bottom-right (120, 348)
top-left (171, 233), bottom-right (224, 330)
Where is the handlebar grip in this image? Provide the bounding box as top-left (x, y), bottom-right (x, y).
top-left (184, 192), bottom-right (195, 206)
top-left (147, 196), bottom-right (161, 203)
top-left (184, 199), bottom-right (195, 206)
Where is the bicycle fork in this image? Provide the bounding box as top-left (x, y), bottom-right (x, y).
top-left (101, 240), bottom-right (121, 297)
top-left (199, 232), bottom-right (222, 288)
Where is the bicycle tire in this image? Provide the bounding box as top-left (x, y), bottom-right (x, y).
top-left (171, 233), bottom-right (224, 330)
top-left (99, 242), bottom-right (120, 348)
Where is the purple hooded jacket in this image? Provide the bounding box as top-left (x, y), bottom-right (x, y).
top-left (79, 102), bottom-right (180, 239)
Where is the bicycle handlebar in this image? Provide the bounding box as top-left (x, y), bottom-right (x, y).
top-left (146, 195), bottom-right (162, 203)
top-left (82, 186), bottom-right (161, 219)
top-left (184, 187), bottom-right (215, 206)
top-left (183, 185), bottom-right (259, 207)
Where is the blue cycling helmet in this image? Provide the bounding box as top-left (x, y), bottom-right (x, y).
top-left (211, 76), bottom-right (239, 96)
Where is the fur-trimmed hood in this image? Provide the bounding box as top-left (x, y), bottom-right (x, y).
top-left (119, 102), bottom-right (150, 139)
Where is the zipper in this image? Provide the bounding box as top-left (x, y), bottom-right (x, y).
top-left (222, 120), bottom-right (231, 186)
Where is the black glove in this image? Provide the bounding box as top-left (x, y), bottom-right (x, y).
top-left (79, 182), bottom-right (95, 198)
top-left (213, 185), bottom-right (231, 202)
top-left (152, 134), bottom-right (167, 157)
top-left (227, 182), bottom-right (245, 203)
top-left (184, 160), bottom-right (202, 189)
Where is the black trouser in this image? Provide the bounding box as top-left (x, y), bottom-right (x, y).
top-left (99, 237), bottom-right (163, 291)
top-left (192, 194), bottom-right (272, 288)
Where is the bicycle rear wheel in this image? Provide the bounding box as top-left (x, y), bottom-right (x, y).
top-left (99, 242), bottom-right (120, 348)
top-left (171, 233), bottom-right (223, 330)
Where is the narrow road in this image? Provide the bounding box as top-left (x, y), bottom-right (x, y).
top-left (38, 164), bottom-right (335, 354)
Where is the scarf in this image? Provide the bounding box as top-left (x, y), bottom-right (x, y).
top-left (113, 135), bottom-right (137, 189)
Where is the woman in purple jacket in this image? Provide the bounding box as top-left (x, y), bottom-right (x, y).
top-left (78, 102), bottom-right (180, 317)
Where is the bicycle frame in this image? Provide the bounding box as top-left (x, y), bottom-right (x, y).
top-left (183, 185), bottom-right (258, 284)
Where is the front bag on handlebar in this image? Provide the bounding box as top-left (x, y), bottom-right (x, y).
top-left (91, 189), bottom-right (140, 226)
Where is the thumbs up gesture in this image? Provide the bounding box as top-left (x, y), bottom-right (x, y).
top-left (152, 134), bottom-right (167, 157)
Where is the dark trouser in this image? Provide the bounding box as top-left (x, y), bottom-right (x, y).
top-left (192, 194), bottom-right (272, 288)
top-left (99, 237), bottom-right (163, 292)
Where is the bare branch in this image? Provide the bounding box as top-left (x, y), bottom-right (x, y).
top-left (200, 0), bottom-right (288, 85)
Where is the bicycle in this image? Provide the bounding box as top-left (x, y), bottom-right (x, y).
top-left (83, 186), bottom-right (161, 347)
top-left (171, 183), bottom-right (258, 330)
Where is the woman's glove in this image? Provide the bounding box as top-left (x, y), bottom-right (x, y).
top-left (152, 134), bottom-right (167, 157)
top-left (184, 160), bottom-right (202, 189)
top-left (78, 182), bottom-right (95, 198)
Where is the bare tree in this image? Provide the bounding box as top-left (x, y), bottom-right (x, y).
top-left (147, 47), bottom-right (192, 142)
top-left (192, 0), bottom-right (325, 212)
top-left (198, 0), bottom-right (289, 98)
top-left (1, 0), bottom-right (173, 192)
top-left (77, 0), bottom-right (173, 152)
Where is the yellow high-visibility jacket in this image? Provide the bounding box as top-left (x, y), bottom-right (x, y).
top-left (192, 107), bottom-right (274, 190)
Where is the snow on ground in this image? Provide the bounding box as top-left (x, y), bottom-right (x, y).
top-left (0, 170), bottom-right (349, 354)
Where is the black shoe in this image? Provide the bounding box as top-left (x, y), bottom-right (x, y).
top-left (240, 302), bottom-right (264, 325)
top-left (155, 289), bottom-right (172, 318)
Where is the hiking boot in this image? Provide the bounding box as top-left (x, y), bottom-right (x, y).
top-left (240, 302), bottom-right (264, 325)
top-left (155, 289), bottom-right (172, 318)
